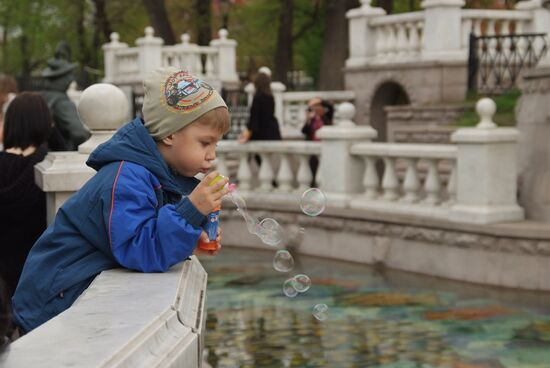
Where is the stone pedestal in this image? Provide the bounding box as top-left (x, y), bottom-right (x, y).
top-left (317, 102), bottom-right (377, 206)
top-left (136, 27), bottom-right (163, 79)
top-left (517, 66), bottom-right (550, 221)
top-left (209, 29), bottom-right (239, 88)
top-left (450, 98), bottom-right (524, 224)
top-left (421, 0), bottom-right (466, 61)
top-left (345, 0), bottom-right (386, 67)
top-left (35, 83), bottom-right (129, 223)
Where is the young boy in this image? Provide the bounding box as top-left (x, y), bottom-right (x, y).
top-left (11, 67), bottom-right (229, 333)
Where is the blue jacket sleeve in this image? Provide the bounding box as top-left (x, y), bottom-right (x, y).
top-left (106, 162), bottom-right (204, 272)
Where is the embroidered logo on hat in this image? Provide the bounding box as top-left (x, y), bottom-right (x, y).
top-left (164, 70), bottom-right (214, 112)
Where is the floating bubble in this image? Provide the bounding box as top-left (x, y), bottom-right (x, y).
top-left (257, 218), bottom-right (284, 246)
top-left (283, 278), bottom-right (298, 298)
top-left (273, 250), bottom-right (294, 273)
top-left (312, 303), bottom-right (329, 321)
top-left (300, 188), bottom-right (326, 217)
top-left (292, 274), bottom-right (311, 293)
top-left (237, 209), bottom-right (259, 235)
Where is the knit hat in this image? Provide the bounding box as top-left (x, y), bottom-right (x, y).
top-left (142, 67), bottom-right (227, 140)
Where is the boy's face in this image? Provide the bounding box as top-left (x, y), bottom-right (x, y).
top-left (160, 122), bottom-right (222, 177)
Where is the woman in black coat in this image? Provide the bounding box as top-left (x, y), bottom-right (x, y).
top-left (0, 92), bottom-right (51, 296)
top-left (239, 71), bottom-right (281, 143)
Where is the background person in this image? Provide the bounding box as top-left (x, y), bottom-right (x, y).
top-left (0, 92), bottom-right (52, 297)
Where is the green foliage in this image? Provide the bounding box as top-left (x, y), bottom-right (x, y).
top-left (456, 90), bottom-right (521, 127)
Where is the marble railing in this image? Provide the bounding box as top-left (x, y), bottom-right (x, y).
top-left (161, 34), bottom-right (219, 80)
top-left (103, 27), bottom-right (238, 87)
top-left (0, 257), bottom-right (208, 368)
top-left (346, 0), bottom-right (548, 67)
top-left (350, 142), bottom-right (457, 218)
top-left (216, 140), bottom-right (321, 194)
top-left (369, 12), bottom-right (425, 60)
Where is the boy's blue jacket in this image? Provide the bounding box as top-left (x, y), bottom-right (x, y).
top-left (12, 118), bottom-right (206, 332)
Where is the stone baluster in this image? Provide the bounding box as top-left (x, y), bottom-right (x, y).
top-left (237, 152), bottom-right (252, 191)
top-left (396, 24), bottom-right (408, 56)
top-left (473, 18), bottom-right (482, 36)
top-left (386, 25), bottom-right (397, 56)
top-left (382, 157), bottom-right (399, 201)
top-left (277, 153), bottom-right (293, 193)
top-left (102, 32), bottom-right (128, 83)
top-left (346, 0), bottom-right (386, 67)
top-left (450, 98), bottom-right (524, 223)
top-left (376, 28), bottom-right (386, 56)
top-left (205, 53), bottom-right (215, 77)
top-left (362, 156), bottom-right (379, 199)
top-left (136, 27), bottom-right (163, 78)
top-left (423, 158), bottom-right (441, 205)
top-left (314, 154), bottom-right (322, 187)
top-left (215, 153), bottom-right (229, 178)
top-left (178, 33), bottom-right (193, 69)
top-left (407, 22), bottom-right (420, 54)
top-left (401, 158), bottom-right (420, 203)
top-left (258, 153), bottom-right (274, 192)
top-left (194, 51), bottom-right (204, 76)
top-left (445, 161), bottom-right (457, 205)
top-left (297, 154), bottom-right (313, 192)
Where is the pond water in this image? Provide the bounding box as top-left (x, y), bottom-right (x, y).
top-left (202, 247), bottom-right (550, 368)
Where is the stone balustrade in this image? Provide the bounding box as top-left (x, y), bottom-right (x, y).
top-left (346, 0), bottom-right (549, 67)
top-left (103, 27), bottom-right (239, 89)
top-left (349, 142), bottom-right (457, 219)
top-left (216, 140), bottom-right (321, 194)
top-left (217, 99), bottom-right (523, 224)
top-left (0, 257), bottom-right (207, 368)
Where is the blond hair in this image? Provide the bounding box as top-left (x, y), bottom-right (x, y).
top-left (193, 106), bottom-right (230, 136)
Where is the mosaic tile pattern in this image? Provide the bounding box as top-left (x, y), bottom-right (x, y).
top-left (202, 248), bottom-right (550, 368)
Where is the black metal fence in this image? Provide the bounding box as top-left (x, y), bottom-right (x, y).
top-left (468, 32), bottom-right (548, 94)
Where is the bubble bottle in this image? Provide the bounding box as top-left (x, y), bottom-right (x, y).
top-left (198, 174), bottom-right (226, 251)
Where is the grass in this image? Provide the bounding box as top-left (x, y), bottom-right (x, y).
top-left (455, 89), bottom-right (521, 127)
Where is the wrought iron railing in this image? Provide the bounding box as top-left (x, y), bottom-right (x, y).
top-left (468, 32), bottom-right (548, 94)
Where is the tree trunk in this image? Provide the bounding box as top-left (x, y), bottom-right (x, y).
top-left (274, 0), bottom-right (294, 85)
top-left (142, 0), bottom-right (176, 45)
top-left (194, 0), bottom-right (212, 46)
top-left (318, 0), bottom-right (359, 90)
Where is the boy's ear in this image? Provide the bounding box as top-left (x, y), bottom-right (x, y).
top-left (161, 134), bottom-right (174, 147)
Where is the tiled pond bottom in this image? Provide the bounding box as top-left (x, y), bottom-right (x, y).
top-left (202, 248), bottom-right (550, 368)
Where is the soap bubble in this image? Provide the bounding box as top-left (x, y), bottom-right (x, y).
top-left (229, 190), bottom-right (246, 210)
top-left (283, 278), bottom-right (298, 298)
top-left (257, 218), bottom-right (284, 246)
top-left (273, 250), bottom-right (294, 272)
top-left (312, 303), bottom-right (329, 321)
top-left (292, 274), bottom-right (311, 293)
top-left (300, 188), bottom-right (326, 217)
top-left (238, 209), bottom-right (259, 235)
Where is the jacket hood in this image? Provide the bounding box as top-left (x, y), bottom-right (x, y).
top-left (87, 117), bottom-right (198, 194)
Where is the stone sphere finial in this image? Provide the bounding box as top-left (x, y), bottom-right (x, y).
top-left (218, 28), bottom-right (229, 40)
top-left (144, 26), bottom-right (155, 38)
top-left (78, 84), bottom-right (128, 131)
top-left (476, 97), bottom-right (497, 129)
top-left (181, 33), bottom-right (190, 44)
top-left (110, 32), bottom-right (120, 43)
top-left (335, 102), bottom-right (356, 126)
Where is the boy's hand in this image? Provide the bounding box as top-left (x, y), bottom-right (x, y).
top-left (189, 171), bottom-right (229, 215)
top-left (194, 229), bottom-right (222, 256)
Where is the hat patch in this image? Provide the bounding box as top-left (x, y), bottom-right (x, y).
top-left (164, 70), bottom-right (214, 112)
